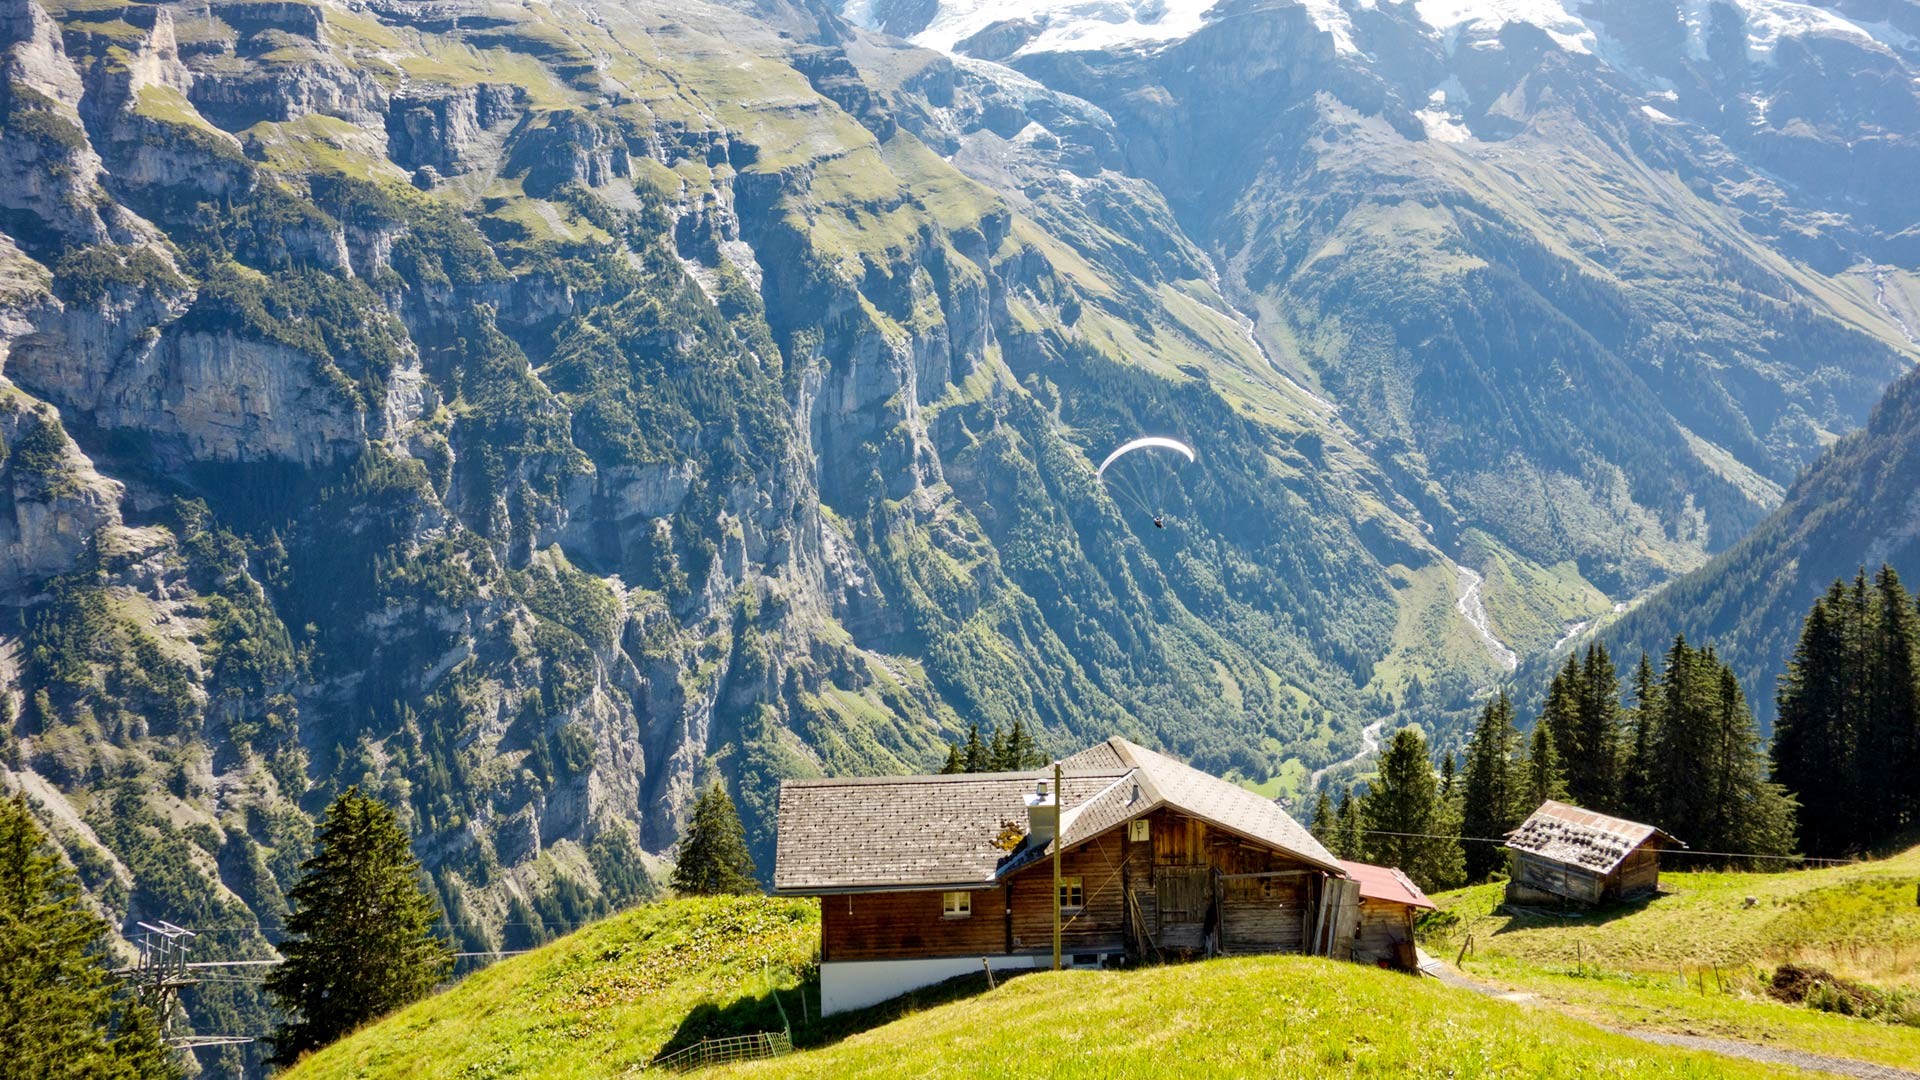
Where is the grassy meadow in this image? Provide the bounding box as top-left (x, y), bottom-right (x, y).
top-left (1419, 845), bottom-right (1920, 1069)
top-left (282, 889), bottom-right (1848, 1080)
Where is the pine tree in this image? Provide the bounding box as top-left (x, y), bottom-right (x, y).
top-left (1864, 566), bottom-right (1918, 839)
top-left (1439, 752), bottom-right (1457, 799)
top-left (1541, 654), bottom-right (1582, 780)
top-left (1773, 592), bottom-right (1854, 855)
top-left (1654, 641), bottom-right (1796, 860)
top-left (1459, 691), bottom-right (1523, 882)
top-left (961, 723), bottom-right (988, 773)
top-left (1526, 721), bottom-right (1568, 808)
top-left (1309, 789), bottom-right (1336, 851)
top-left (1361, 727), bottom-right (1464, 891)
top-left (267, 787), bottom-right (452, 1064)
top-left (1699, 667), bottom-right (1797, 861)
top-left (997, 717), bottom-right (1042, 771)
top-left (0, 795), bottom-right (176, 1079)
top-left (1573, 643), bottom-right (1621, 811)
top-left (1620, 652), bottom-right (1661, 816)
top-left (987, 725), bottom-right (1009, 772)
top-left (939, 744), bottom-right (964, 774)
top-left (672, 782), bottom-right (759, 896)
top-left (1334, 786), bottom-right (1361, 860)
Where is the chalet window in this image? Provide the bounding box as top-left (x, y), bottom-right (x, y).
top-left (942, 891), bottom-right (971, 918)
top-left (1059, 876), bottom-right (1084, 913)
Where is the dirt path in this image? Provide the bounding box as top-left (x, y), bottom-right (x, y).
top-left (1419, 954), bottom-right (1920, 1080)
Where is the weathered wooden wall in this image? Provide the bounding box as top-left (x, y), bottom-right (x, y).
top-left (1507, 843), bottom-right (1663, 907)
top-left (822, 808), bottom-right (1335, 962)
top-left (1605, 847), bottom-right (1661, 899)
top-left (821, 886), bottom-right (1009, 961)
top-left (1350, 900), bottom-right (1416, 968)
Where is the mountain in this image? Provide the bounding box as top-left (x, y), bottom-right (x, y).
top-left (1, 0), bottom-right (1917, 1068)
top-left (842, 0), bottom-right (1920, 643)
top-left (1588, 363), bottom-right (1920, 725)
top-left (0, 0), bottom-right (1526, 1066)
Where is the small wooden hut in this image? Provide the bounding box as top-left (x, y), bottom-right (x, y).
top-left (1505, 800), bottom-right (1682, 907)
top-left (1336, 860), bottom-right (1435, 970)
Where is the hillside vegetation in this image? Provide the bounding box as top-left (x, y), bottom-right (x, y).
top-left (1420, 845), bottom-right (1920, 1069)
top-left (294, 894), bottom-right (1805, 1079)
top-left (286, 896), bottom-right (817, 1079)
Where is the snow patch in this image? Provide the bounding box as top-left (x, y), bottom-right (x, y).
top-left (1640, 103), bottom-right (1677, 122)
top-left (1416, 85), bottom-right (1473, 141)
top-left (1416, 0), bottom-right (1597, 54)
top-left (844, 0), bottom-right (1359, 58)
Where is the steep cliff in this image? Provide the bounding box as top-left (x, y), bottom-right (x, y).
top-left (0, 0), bottom-right (1510, 1068)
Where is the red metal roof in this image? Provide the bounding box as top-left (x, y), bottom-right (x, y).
top-left (1338, 860), bottom-right (1436, 910)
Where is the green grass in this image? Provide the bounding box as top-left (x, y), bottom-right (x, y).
top-left (1419, 846), bottom-right (1920, 1070)
top-left (726, 958), bottom-right (1791, 1079)
top-left (287, 892), bottom-right (1837, 1080)
top-left (283, 896), bottom-right (819, 1080)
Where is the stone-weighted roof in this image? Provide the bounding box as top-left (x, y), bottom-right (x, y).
top-left (1506, 800), bottom-right (1682, 875)
top-left (773, 737), bottom-right (1339, 894)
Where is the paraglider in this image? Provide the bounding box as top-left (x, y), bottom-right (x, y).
top-left (1095, 436), bottom-right (1195, 529)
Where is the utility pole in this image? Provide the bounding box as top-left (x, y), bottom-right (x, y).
top-left (122, 921), bottom-right (197, 1036)
top-left (1052, 760), bottom-right (1063, 971)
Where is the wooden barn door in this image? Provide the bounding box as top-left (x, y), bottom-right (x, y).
top-left (1316, 876), bottom-right (1362, 959)
top-left (1155, 867), bottom-right (1211, 952)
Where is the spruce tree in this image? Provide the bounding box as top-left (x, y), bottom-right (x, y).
top-left (1541, 655), bottom-right (1582, 780)
top-left (1698, 667), bottom-right (1797, 861)
top-left (1864, 566), bottom-right (1918, 838)
top-left (1334, 786), bottom-right (1361, 860)
top-left (671, 782), bottom-right (758, 896)
top-left (939, 744), bottom-right (964, 774)
top-left (1439, 752), bottom-right (1457, 799)
top-left (1459, 691), bottom-right (1523, 882)
top-left (1526, 721), bottom-right (1568, 808)
top-left (267, 787), bottom-right (451, 1064)
top-left (1773, 593), bottom-right (1854, 855)
top-left (987, 725), bottom-right (1009, 772)
top-left (1361, 728), bottom-right (1464, 891)
top-left (961, 723), bottom-right (988, 773)
top-left (0, 795), bottom-right (176, 1080)
top-left (1573, 643), bottom-right (1621, 811)
top-left (1620, 653), bottom-right (1661, 816)
top-left (1309, 788), bottom-right (1336, 849)
top-left (997, 717), bottom-right (1042, 771)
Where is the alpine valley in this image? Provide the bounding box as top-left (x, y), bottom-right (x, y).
top-left (0, 0), bottom-right (1915, 1069)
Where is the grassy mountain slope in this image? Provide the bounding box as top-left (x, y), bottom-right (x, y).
top-left (0, 0), bottom-right (1512, 1063)
top-left (993, 2), bottom-right (1920, 651)
top-left (1587, 365), bottom-right (1920, 725)
top-left (1420, 845), bottom-right (1920, 1070)
top-left (287, 894), bottom-right (1790, 1080)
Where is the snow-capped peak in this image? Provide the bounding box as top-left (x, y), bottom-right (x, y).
top-left (841, 0), bottom-right (1362, 59)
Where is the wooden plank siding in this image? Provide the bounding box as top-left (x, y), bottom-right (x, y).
top-left (1508, 843), bottom-right (1665, 908)
top-left (820, 886), bottom-right (1010, 962)
top-left (819, 806), bottom-right (1339, 962)
top-left (1351, 901), bottom-right (1417, 968)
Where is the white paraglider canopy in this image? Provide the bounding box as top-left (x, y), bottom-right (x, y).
top-left (1094, 436), bottom-right (1195, 529)
top-left (1095, 436), bottom-right (1196, 478)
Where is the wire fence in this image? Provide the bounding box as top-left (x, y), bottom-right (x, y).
top-left (650, 1030), bottom-right (792, 1072)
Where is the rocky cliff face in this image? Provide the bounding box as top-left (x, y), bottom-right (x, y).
top-left (848, 0), bottom-right (1920, 654)
top-left (0, 0), bottom-right (1511, 1071)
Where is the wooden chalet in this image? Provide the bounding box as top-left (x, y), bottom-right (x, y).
top-left (774, 737), bottom-right (1361, 1014)
top-left (1505, 800), bottom-right (1682, 907)
top-left (1336, 860), bottom-right (1436, 970)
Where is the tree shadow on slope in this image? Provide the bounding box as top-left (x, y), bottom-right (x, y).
top-left (655, 968), bottom-right (1031, 1063)
top-left (1485, 891), bottom-right (1665, 935)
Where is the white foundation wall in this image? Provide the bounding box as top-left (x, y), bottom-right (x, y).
top-left (819, 955), bottom-right (1051, 1015)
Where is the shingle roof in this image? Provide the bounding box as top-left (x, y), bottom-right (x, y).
top-left (1505, 800), bottom-right (1682, 875)
top-left (773, 769), bottom-right (1126, 892)
top-left (1339, 860), bottom-right (1436, 910)
top-left (773, 737), bottom-right (1339, 893)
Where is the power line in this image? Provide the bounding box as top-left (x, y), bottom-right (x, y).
top-left (1356, 828), bottom-right (1856, 864)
